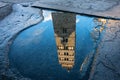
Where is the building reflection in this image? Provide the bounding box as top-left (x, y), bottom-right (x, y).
top-left (94, 18), bottom-right (107, 32)
top-left (52, 12), bottom-right (76, 71)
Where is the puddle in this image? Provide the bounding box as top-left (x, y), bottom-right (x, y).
top-left (9, 10), bottom-right (107, 80)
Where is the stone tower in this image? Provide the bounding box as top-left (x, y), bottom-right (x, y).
top-left (52, 12), bottom-right (76, 71)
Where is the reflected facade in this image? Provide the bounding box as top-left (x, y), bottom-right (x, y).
top-left (52, 12), bottom-right (76, 71)
top-left (94, 18), bottom-right (107, 32)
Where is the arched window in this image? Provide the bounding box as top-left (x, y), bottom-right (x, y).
top-left (64, 52), bottom-right (69, 55)
top-left (62, 37), bottom-right (68, 43)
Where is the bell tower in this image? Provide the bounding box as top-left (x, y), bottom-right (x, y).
top-left (52, 12), bottom-right (76, 71)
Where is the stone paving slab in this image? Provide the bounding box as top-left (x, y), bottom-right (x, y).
top-left (89, 20), bottom-right (120, 80)
top-left (0, 0), bottom-right (38, 3)
top-left (32, 0), bottom-right (120, 20)
top-left (0, 2), bottom-right (12, 20)
top-left (0, 0), bottom-right (120, 20)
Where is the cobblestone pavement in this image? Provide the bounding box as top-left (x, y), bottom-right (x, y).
top-left (89, 20), bottom-right (120, 80)
top-left (0, 0), bottom-right (120, 80)
top-left (0, 4), bottom-right (43, 80)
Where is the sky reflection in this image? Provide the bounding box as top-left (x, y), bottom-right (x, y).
top-left (9, 10), bottom-right (96, 80)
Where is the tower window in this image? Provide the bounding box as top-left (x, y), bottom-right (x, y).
top-left (66, 52), bottom-right (69, 55)
top-left (65, 38), bottom-right (68, 42)
top-left (64, 52), bottom-right (69, 55)
top-left (64, 58), bottom-right (69, 61)
top-left (58, 52), bottom-right (61, 55)
top-left (64, 46), bottom-right (68, 50)
top-left (62, 37), bottom-right (68, 43)
top-left (63, 28), bottom-right (67, 33)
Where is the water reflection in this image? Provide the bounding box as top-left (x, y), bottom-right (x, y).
top-left (9, 10), bottom-right (106, 80)
top-left (52, 12), bottom-right (76, 71)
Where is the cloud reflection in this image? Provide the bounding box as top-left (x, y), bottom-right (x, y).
top-left (43, 10), bottom-right (52, 22)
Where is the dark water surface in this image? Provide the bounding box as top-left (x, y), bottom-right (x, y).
top-left (9, 10), bottom-right (96, 80)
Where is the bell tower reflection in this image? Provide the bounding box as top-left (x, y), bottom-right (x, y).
top-left (52, 12), bottom-right (76, 71)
